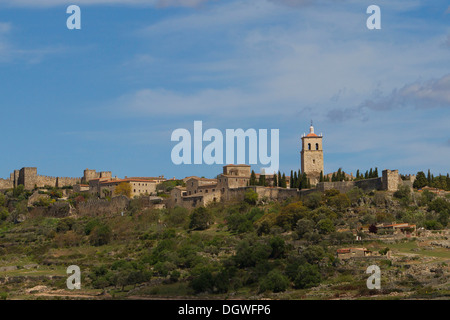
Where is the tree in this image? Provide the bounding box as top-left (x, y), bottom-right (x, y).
top-left (259, 269), bottom-right (289, 293)
top-left (250, 170), bottom-right (257, 186)
top-left (300, 173), bottom-right (309, 190)
top-left (273, 173), bottom-right (278, 188)
top-left (304, 192), bottom-right (322, 209)
top-left (281, 173), bottom-right (287, 188)
top-left (278, 171), bottom-right (282, 187)
top-left (293, 171), bottom-right (298, 188)
top-left (114, 182), bottom-right (132, 198)
top-left (189, 207), bottom-right (213, 230)
top-left (244, 189), bottom-right (258, 205)
top-left (317, 218), bottom-right (335, 234)
top-left (89, 224), bottom-right (112, 246)
top-left (269, 236), bottom-right (286, 259)
top-left (293, 263), bottom-right (321, 289)
top-left (290, 170), bottom-right (294, 188)
top-left (296, 219), bottom-right (315, 239)
top-left (369, 224), bottom-right (378, 234)
top-left (413, 171), bottom-right (428, 189)
top-left (258, 174), bottom-right (266, 187)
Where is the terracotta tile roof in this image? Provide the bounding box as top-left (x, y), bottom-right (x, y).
top-left (99, 178), bottom-right (160, 185)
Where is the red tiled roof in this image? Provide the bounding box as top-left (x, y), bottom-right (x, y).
top-left (306, 133), bottom-right (318, 137)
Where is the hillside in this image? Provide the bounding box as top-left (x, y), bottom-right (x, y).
top-left (0, 186), bottom-right (449, 300)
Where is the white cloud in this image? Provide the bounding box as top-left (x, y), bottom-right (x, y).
top-left (125, 0), bottom-right (450, 121)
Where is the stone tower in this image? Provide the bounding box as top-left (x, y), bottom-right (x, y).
top-left (301, 122), bottom-right (324, 186)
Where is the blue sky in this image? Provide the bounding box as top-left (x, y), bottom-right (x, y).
top-left (0, 0), bottom-right (449, 180)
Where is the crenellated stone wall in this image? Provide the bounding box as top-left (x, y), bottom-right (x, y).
top-left (2, 167), bottom-right (106, 190)
top-left (0, 178), bottom-right (13, 190)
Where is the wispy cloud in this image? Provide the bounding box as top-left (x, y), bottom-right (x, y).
top-left (327, 73), bottom-right (450, 122)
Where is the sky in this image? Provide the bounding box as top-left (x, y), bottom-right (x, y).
top-left (0, 0), bottom-right (449, 180)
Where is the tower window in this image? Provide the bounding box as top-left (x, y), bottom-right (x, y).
top-left (316, 143), bottom-right (319, 150)
top-left (313, 159), bottom-right (316, 164)
top-left (308, 143), bottom-right (311, 150)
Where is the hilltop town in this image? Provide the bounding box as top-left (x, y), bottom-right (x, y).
top-left (0, 124), bottom-right (419, 208)
top-left (0, 124), bottom-right (448, 300)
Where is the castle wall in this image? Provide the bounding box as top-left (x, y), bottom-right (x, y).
top-left (316, 181), bottom-right (356, 193)
top-left (316, 177), bottom-right (383, 193)
top-left (0, 179), bottom-right (13, 190)
top-left (355, 178), bottom-right (383, 192)
top-left (19, 167), bottom-right (38, 189)
top-left (56, 177), bottom-right (82, 187)
top-left (382, 169), bottom-right (401, 192)
top-left (36, 175), bottom-right (58, 188)
top-left (76, 195), bottom-right (129, 216)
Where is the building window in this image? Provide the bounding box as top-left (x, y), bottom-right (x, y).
top-left (316, 143), bottom-right (319, 150)
top-left (308, 143), bottom-right (311, 150)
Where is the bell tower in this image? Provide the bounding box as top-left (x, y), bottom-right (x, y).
top-left (301, 121), bottom-right (324, 186)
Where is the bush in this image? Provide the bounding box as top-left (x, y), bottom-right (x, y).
top-left (55, 230), bottom-right (83, 247)
top-left (166, 206), bottom-right (189, 227)
top-left (244, 189), bottom-right (258, 205)
top-left (317, 218), bottom-right (335, 234)
top-left (276, 201), bottom-right (308, 230)
top-left (84, 218), bottom-right (102, 235)
top-left (269, 236), bottom-right (286, 259)
top-left (190, 269), bottom-right (214, 294)
top-left (304, 192), bottom-right (322, 209)
top-left (189, 207), bottom-right (213, 230)
top-left (347, 187), bottom-right (364, 205)
top-left (296, 218), bottom-right (315, 239)
top-left (233, 238), bottom-right (272, 268)
top-left (293, 263), bottom-right (321, 289)
top-left (259, 269), bottom-right (289, 293)
top-left (89, 224), bottom-right (112, 246)
top-left (0, 207), bottom-right (9, 221)
top-left (423, 220), bottom-right (443, 230)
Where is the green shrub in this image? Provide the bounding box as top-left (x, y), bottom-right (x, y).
top-left (244, 189), bottom-right (258, 205)
top-left (293, 263), bottom-right (321, 289)
top-left (189, 207), bottom-right (213, 230)
top-left (89, 224), bottom-right (112, 246)
top-left (259, 269), bottom-right (289, 293)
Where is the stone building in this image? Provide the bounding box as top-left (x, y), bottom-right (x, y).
top-left (301, 123), bottom-right (324, 186)
top-left (82, 169), bottom-right (112, 184)
top-left (336, 248), bottom-right (372, 260)
top-left (168, 164), bottom-right (408, 210)
top-left (89, 177), bottom-right (166, 198)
